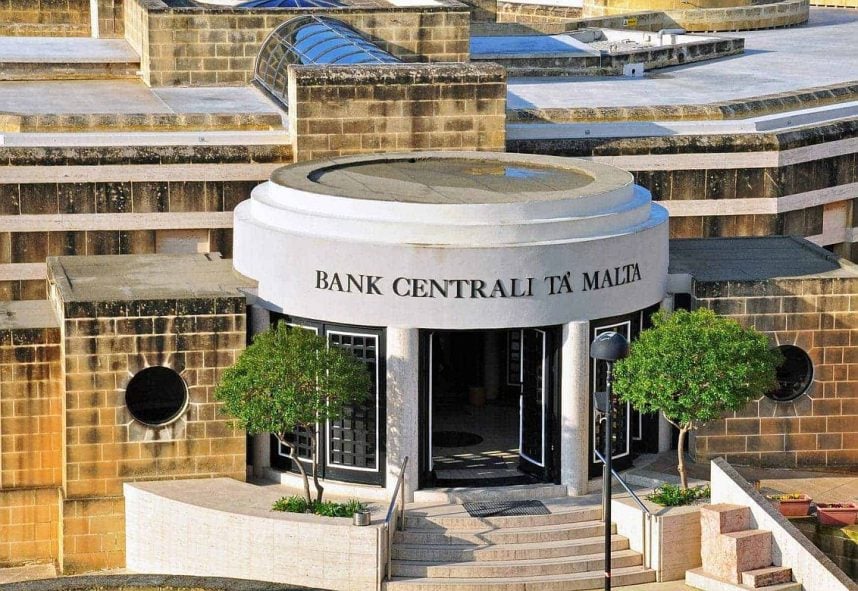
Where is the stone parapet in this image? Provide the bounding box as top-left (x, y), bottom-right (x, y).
top-left (287, 63), bottom-right (506, 161)
top-left (124, 0), bottom-right (470, 87)
top-left (496, 1), bottom-right (583, 24)
top-left (507, 81), bottom-right (858, 123)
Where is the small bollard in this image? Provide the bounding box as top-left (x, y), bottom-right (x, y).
top-left (353, 509), bottom-right (371, 526)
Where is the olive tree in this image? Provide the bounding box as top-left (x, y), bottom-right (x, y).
top-left (215, 323), bottom-right (371, 503)
top-left (613, 308), bottom-right (782, 489)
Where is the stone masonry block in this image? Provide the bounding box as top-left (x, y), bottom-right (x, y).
top-left (741, 566), bottom-right (793, 588)
top-left (706, 529), bottom-right (773, 584)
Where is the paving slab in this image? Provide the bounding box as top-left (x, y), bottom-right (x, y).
top-left (508, 8), bottom-right (858, 109)
top-left (0, 80), bottom-right (280, 115)
top-left (0, 37), bottom-right (138, 63)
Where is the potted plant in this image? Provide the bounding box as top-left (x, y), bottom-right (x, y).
top-left (816, 503), bottom-right (858, 527)
top-left (767, 493), bottom-right (812, 517)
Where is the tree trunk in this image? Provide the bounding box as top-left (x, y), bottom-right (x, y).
top-left (677, 427), bottom-right (689, 490)
top-left (308, 429), bottom-right (325, 504)
top-left (279, 435), bottom-right (311, 504)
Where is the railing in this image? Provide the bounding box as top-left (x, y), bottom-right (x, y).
top-left (593, 448), bottom-right (654, 569)
top-left (379, 456), bottom-right (408, 591)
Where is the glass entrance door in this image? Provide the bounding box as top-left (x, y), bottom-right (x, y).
top-left (519, 328), bottom-right (549, 478)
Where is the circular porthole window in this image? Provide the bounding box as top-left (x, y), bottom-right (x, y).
top-left (125, 366), bottom-right (189, 426)
top-left (765, 345), bottom-right (813, 402)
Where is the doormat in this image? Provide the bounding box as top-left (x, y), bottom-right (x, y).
top-left (433, 431), bottom-right (484, 447)
top-left (463, 500), bottom-right (550, 518)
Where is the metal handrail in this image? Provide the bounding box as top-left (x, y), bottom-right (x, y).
top-left (594, 449), bottom-right (652, 515)
top-left (380, 456), bottom-right (408, 590)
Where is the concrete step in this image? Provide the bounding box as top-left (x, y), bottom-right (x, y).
top-left (0, 37), bottom-right (140, 82)
top-left (395, 520), bottom-right (614, 545)
top-left (686, 567), bottom-right (801, 591)
top-left (391, 549), bottom-right (642, 578)
top-left (384, 565), bottom-right (657, 591)
top-left (741, 566), bottom-right (793, 588)
top-left (413, 483), bottom-right (568, 504)
top-left (405, 504), bottom-right (601, 531)
top-left (391, 534), bottom-right (629, 562)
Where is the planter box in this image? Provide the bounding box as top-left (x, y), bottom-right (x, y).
top-left (816, 503), bottom-right (858, 527)
top-left (769, 495), bottom-right (812, 517)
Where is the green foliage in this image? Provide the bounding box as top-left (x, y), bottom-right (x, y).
top-left (614, 308), bottom-right (782, 430)
top-left (271, 495), bottom-right (367, 517)
top-left (215, 323), bottom-right (372, 439)
top-left (647, 483), bottom-right (710, 507)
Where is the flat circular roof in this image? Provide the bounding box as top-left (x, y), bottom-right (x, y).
top-left (270, 152), bottom-right (631, 205)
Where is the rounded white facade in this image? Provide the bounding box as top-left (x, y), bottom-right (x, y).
top-left (234, 151), bottom-right (669, 329)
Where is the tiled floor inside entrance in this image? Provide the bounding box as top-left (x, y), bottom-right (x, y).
top-left (432, 401), bottom-right (524, 481)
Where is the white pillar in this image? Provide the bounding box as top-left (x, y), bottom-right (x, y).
top-left (386, 327), bottom-right (420, 502)
top-left (250, 305), bottom-right (271, 478)
top-left (657, 295), bottom-right (674, 453)
top-left (484, 331), bottom-right (500, 401)
top-left (561, 320), bottom-right (590, 496)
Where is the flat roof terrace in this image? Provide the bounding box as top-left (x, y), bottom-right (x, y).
top-left (509, 8), bottom-right (858, 109)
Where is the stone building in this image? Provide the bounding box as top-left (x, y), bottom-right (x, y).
top-left (1, 152), bottom-right (857, 576)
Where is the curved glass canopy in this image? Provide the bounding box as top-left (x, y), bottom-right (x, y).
top-left (255, 16), bottom-right (400, 108)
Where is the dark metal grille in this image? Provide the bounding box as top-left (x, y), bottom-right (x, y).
top-left (464, 500), bottom-right (550, 518)
top-left (327, 332), bottom-right (378, 470)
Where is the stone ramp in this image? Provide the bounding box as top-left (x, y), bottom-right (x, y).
top-left (387, 495), bottom-right (656, 591)
top-left (0, 37), bottom-right (140, 81)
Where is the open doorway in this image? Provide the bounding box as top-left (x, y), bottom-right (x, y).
top-left (419, 328), bottom-right (559, 487)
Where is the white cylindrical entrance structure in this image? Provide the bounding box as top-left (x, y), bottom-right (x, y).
top-left (234, 152), bottom-right (669, 497)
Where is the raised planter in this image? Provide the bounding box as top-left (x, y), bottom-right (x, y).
top-left (816, 503), bottom-right (858, 527)
top-left (768, 494), bottom-right (812, 517)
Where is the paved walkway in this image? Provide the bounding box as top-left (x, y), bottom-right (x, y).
top-left (509, 8), bottom-right (858, 108)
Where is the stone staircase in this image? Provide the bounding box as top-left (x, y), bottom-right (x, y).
top-left (686, 504), bottom-right (799, 591)
top-left (384, 494), bottom-right (656, 591)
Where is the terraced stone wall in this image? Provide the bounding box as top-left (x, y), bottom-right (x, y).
top-left (124, 0), bottom-right (470, 86)
top-left (288, 63), bottom-right (507, 161)
top-left (508, 116), bottom-right (858, 259)
top-left (0, 0), bottom-right (90, 37)
top-left (94, 0), bottom-right (125, 38)
top-left (691, 274), bottom-right (858, 469)
top-left (48, 266), bottom-right (248, 572)
top-left (0, 144), bottom-right (291, 301)
top-left (0, 308), bottom-right (63, 567)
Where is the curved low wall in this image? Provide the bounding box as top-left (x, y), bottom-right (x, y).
top-left (0, 574), bottom-right (319, 591)
top-left (582, 0), bottom-right (809, 31)
top-left (124, 479), bottom-right (384, 591)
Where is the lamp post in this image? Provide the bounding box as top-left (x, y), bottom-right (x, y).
top-left (590, 331), bottom-right (629, 591)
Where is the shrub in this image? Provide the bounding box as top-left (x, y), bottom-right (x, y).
top-left (272, 495), bottom-right (367, 517)
top-left (647, 483), bottom-right (711, 507)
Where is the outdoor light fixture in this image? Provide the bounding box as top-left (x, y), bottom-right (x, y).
top-left (590, 331), bottom-right (629, 591)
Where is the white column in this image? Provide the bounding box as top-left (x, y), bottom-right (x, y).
top-left (561, 320), bottom-right (590, 496)
top-left (386, 327), bottom-right (420, 502)
top-left (657, 295), bottom-right (674, 453)
top-left (249, 305), bottom-right (272, 478)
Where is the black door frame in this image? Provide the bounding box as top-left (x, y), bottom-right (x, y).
top-left (417, 327), bottom-right (562, 489)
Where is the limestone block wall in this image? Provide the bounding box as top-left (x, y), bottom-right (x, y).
top-left (0, 308), bottom-right (63, 567)
top-left (496, 2), bottom-right (583, 24)
top-left (0, 143), bottom-right (291, 302)
top-left (50, 277), bottom-right (248, 572)
top-left (93, 0), bottom-right (125, 38)
top-left (508, 110), bottom-right (858, 257)
top-left (124, 0), bottom-right (470, 87)
top-left (691, 275), bottom-right (858, 469)
top-left (287, 63), bottom-right (506, 161)
top-left (0, 0), bottom-right (91, 37)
